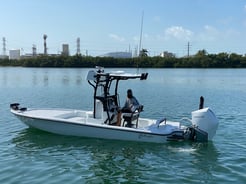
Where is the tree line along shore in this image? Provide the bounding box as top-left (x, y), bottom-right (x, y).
top-left (0, 50), bottom-right (246, 68)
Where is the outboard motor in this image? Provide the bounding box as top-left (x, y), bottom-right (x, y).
top-left (191, 107), bottom-right (219, 141)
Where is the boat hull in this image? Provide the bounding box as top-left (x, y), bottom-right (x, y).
top-left (12, 110), bottom-right (181, 143)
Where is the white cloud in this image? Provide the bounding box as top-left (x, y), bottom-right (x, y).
top-left (204, 25), bottom-right (218, 33)
top-left (197, 25), bottom-right (219, 41)
top-left (164, 26), bottom-right (193, 40)
top-left (109, 34), bottom-right (125, 42)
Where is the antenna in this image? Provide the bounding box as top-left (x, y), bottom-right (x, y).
top-left (138, 11), bottom-right (144, 56)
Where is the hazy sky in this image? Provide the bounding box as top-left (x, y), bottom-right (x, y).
top-left (1, 0), bottom-right (246, 56)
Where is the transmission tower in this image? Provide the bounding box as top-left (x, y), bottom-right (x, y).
top-left (187, 42), bottom-right (191, 57)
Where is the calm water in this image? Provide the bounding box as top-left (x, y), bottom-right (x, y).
top-left (0, 67), bottom-right (246, 183)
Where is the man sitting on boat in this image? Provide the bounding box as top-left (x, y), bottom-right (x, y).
top-left (116, 89), bottom-right (142, 127)
top-left (122, 89), bottom-right (140, 113)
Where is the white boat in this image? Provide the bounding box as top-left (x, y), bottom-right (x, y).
top-left (10, 67), bottom-right (219, 143)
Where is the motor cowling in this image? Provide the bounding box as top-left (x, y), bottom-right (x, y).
top-left (191, 107), bottom-right (219, 140)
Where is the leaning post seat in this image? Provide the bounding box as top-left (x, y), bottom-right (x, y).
top-left (122, 105), bottom-right (143, 128)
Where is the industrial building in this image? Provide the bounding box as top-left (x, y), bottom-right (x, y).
top-left (62, 44), bottom-right (69, 56)
top-left (9, 49), bottom-right (21, 60)
top-left (101, 52), bottom-right (132, 58)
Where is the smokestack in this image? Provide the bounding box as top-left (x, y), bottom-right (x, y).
top-left (2, 37), bottom-right (6, 56)
top-left (76, 37), bottom-right (80, 55)
top-left (43, 34), bottom-right (47, 55)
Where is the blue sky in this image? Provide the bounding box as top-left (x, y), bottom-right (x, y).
top-left (1, 0), bottom-right (246, 56)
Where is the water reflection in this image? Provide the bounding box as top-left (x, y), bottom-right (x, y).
top-left (32, 73), bottom-right (37, 86)
top-left (12, 129), bottom-right (220, 183)
top-left (2, 70), bottom-right (8, 86)
top-left (0, 68), bottom-right (88, 88)
top-left (76, 75), bottom-right (82, 85)
top-left (12, 129), bottom-right (149, 183)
